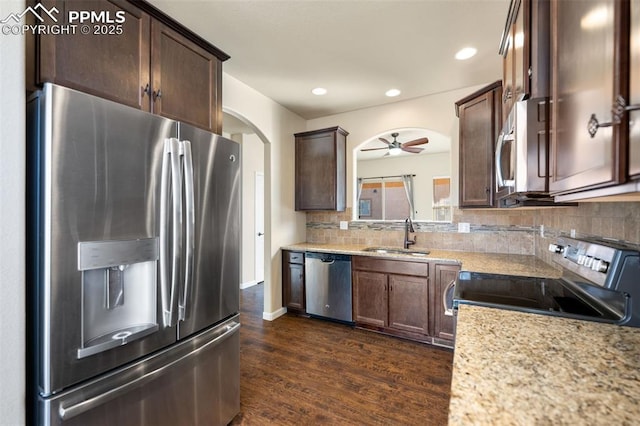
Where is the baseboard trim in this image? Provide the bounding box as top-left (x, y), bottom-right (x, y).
top-left (240, 280), bottom-right (263, 290)
top-left (263, 307), bottom-right (287, 321)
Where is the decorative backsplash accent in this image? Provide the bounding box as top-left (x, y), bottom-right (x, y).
top-left (306, 202), bottom-right (640, 258)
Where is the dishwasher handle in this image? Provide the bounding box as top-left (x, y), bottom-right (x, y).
top-left (320, 259), bottom-right (335, 264)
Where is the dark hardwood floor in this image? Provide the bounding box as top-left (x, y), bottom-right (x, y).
top-left (230, 284), bottom-right (454, 425)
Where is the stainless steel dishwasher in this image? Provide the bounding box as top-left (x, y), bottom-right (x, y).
top-left (305, 252), bottom-right (353, 323)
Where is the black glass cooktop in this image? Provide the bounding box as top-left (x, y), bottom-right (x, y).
top-left (453, 271), bottom-right (628, 323)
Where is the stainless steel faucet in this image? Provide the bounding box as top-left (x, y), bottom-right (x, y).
top-left (404, 218), bottom-right (416, 249)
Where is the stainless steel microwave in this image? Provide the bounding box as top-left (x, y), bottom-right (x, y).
top-left (495, 98), bottom-right (552, 206)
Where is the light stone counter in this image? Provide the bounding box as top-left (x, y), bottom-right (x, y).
top-left (282, 243), bottom-right (561, 278)
top-left (449, 305), bottom-right (640, 425)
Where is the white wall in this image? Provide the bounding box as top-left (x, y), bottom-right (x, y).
top-left (223, 74), bottom-right (307, 318)
top-left (0, 1), bottom-right (25, 423)
top-left (306, 84), bottom-right (488, 211)
top-left (358, 152), bottom-right (451, 221)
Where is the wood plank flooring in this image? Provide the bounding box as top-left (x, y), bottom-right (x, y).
top-left (230, 284), bottom-right (454, 425)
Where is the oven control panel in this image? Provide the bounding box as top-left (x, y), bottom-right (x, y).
top-left (549, 236), bottom-right (640, 291)
top-left (549, 237), bottom-right (620, 287)
top-left (549, 243), bottom-right (612, 274)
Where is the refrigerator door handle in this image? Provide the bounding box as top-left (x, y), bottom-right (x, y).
top-left (179, 140), bottom-right (195, 321)
top-left (159, 138), bottom-right (183, 328)
top-left (57, 321), bottom-right (241, 421)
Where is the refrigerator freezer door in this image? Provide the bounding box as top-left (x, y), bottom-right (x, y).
top-left (39, 315), bottom-right (240, 426)
top-left (176, 125), bottom-right (241, 339)
top-left (28, 84), bottom-right (179, 396)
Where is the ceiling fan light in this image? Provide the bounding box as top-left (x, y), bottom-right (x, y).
top-left (389, 147), bottom-right (402, 156)
top-left (312, 87), bottom-right (327, 95)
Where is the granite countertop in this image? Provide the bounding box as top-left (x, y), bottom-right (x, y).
top-left (282, 242), bottom-right (561, 279)
top-left (449, 305), bottom-right (640, 425)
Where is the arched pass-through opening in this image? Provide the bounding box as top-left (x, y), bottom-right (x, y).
top-left (222, 107), bottom-right (271, 319)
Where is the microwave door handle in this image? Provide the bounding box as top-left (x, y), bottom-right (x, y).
top-left (496, 134), bottom-right (505, 187)
top-left (179, 140), bottom-right (194, 322)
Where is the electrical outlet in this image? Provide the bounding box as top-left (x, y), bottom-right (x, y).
top-left (458, 222), bottom-right (470, 233)
top-left (540, 225), bottom-right (545, 237)
top-left (339, 221), bottom-right (349, 230)
top-left (570, 229), bottom-right (576, 238)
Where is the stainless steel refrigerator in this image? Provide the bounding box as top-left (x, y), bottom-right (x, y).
top-left (27, 83), bottom-right (241, 425)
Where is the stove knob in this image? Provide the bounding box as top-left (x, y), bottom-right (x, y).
top-left (548, 244), bottom-right (564, 253)
top-left (577, 254), bottom-right (586, 265)
top-left (584, 256), bottom-right (594, 268)
top-left (592, 259), bottom-right (609, 273)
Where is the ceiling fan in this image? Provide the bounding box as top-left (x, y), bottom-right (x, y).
top-left (361, 132), bottom-right (429, 156)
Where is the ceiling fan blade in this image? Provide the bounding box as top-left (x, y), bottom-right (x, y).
top-left (402, 146), bottom-right (423, 154)
top-left (378, 137), bottom-right (392, 146)
top-left (361, 147), bottom-right (389, 151)
top-left (402, 137), bottom-right (429, 147)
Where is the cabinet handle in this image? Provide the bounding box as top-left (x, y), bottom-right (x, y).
top-left (142, 84), bottom-right (151, 97)
top-left (443, 279), bottom-right (456, 317)
top-left (502, 89), bottom-right (512, 103)
top-left (587, 95), bottom-right (626, 138)
top-left (153, 89), bottom-right (163, 102)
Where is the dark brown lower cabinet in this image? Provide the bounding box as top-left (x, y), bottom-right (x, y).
top-left (352, 256), bottom-right (431, 343)
top-left (388, 274), bottom-right (429, 335)
top-left (282, 251), bottom-right (305, 314)
top-left (352, 270), bottom-right (387, 327)
top-left (432, 264), bottom-right (460, 346)
top-left (352, 256), bottom-right (459, 347)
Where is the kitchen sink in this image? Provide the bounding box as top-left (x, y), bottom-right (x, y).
top-left (362, 247), bottom-right (430, 256)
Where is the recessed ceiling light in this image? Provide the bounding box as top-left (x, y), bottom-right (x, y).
top-left (312, 87), bottom-right (327, 95)
top-left (385, 89), bottom-right (401, 97)
top-left (455, 47), bottom-right (477, 60)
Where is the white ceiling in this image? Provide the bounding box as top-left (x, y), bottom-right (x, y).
top-left (147, 0), bottom-right (510, 122)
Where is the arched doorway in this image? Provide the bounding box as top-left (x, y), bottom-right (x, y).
top-left (222, 108), bottom-right (271, 317)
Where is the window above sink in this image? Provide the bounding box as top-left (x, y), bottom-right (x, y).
top-left (355, 127), bottom-right (452, 223)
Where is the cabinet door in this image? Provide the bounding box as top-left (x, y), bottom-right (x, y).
top-left (630, 0), bottom-right (640, 179)
top-left (550, 0), bottom-right (626, 194)
top-left (295, 128), bottom-right (347, 211)
top-left (502, 25), bottom-right (515, 124)
top-left (458, 83), bottom-right (501, 207)
top-left (151, 21), bottom-right (222, 133)
top-left (283, 263), bottom-right (305, 313)
top-left (433, 264), bottom-right (459, 343)
top-left (513, 0), bottom-right (525, 103)
top-left (353, 271), bottom-right (388, 328)
top-left (37, 0), bottom-right (151, 111)
top-left (388, 274), bottom-right (429, 335)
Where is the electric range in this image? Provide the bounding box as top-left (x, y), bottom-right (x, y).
top-left (453, 237), bottom-right (640, 326)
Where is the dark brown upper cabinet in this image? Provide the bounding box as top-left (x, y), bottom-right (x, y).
top-left (499, 0), bottom-right (550, 124)
top-left (549, 0), bottom-right (629, 197)
top-left (151, 20), bottom-right (222, 132)
top-left (455, 81), bottom-right (502, 208)
top-left (30, 0), bottom-right (228, 134)
top-left (295, 126), bottom-right (348, 211)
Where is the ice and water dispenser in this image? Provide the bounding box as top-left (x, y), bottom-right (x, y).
top-left (77, 238), bottom-right (159, 358)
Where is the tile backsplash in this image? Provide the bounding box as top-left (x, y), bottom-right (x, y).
top-left (306, 202), bottom-right (640, 259)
